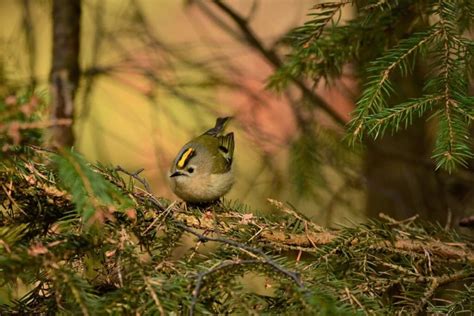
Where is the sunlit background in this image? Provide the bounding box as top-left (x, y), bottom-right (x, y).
top-left (0, 0), bottom-right (363, 225)
top-left (1, 1), bottom-right (473, 312)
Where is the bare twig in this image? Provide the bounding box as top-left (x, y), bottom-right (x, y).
top-left (378, 213), bottom-right (419, 225)
top-left (112, 166), bottom-right (166, 212)
top-left (116, 165), bottom-right (151, 193)
top-left (344, 286), bottom-right (369, 315)
top-left (176, 222), bottom-right (303, 288)
top-left (268, 198), bottom-right (324, 231)
top-left (143, 201), bottom-right (176, 234)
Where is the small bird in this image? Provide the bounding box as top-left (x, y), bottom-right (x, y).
top-left (169, 117), bottom-right (234, 203)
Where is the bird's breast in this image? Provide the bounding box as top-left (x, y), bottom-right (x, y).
top-left (169, 171), bottom-right (234, 203)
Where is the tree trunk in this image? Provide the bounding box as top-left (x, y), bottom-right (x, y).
top-left (365, 123), bottom-right (449, 223)
top-left (49, 0), bottom-right (81, 148)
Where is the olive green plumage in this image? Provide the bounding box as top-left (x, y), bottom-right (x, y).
top-left (168, 117), bottom-right (235, 203)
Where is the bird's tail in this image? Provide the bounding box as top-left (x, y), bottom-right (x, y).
top-left (205, 116), bottom-right (232, 136)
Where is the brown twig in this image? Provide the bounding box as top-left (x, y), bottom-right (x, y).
top-left (412, 271), bottom-right (472, 314)
top-left (174, 206), bottom-right (474, 263)
top-left (176, 222), bottom-right (304, 288)
top-left (108, 166), bottom-right (166, 213)
top-left (115, 166), bottom-right (151, 193)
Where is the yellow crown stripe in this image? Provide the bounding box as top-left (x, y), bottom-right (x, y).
top-left (177, 148), bottom-right (195, 168)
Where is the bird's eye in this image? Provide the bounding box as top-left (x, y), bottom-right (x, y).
top-left (187, 167), bottom-right (194, 173)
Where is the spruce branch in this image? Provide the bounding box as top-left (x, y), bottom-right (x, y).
top-left (273, 0), bottom-right (474, 170)
top-left (366, 95), bottom-right (443, 138)
top-left (412, 270), bottom-right (472, 314)
top-left (54, 150), bottom-right (134, 223)
top-left (348, 29), bottom-right (440, 141)
top-left (171, 205), bottom-right (474, 264)
top-left (176, 222), bottom-right (304, 288)
top-left (140, 270), bottom-right (165, 316)
top-left (190, 259), bottom-right (260, 316)
top-left (438, 283), bottom-right (474, 314)
top-left (99, 165), bottom-right (166, 213)
top-left (289, 1), bottom-right (351, 48)
top-left (50, 266), bottom-right (99, 315)
top-left (428, 0), bottom-right (474, 170)
top-left (1, 152), bottom-right (473, 314)
top-left (432, 112), bottom-right (473, 171)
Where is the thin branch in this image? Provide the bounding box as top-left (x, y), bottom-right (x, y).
top-left (112, 166), bottom-right (166, 213)
top-left (412, 271), bottom-right (472, 314)
top-left (115, 165), bottom-right (151, 193)
top-left (176, 222), bottom-right (304, 288)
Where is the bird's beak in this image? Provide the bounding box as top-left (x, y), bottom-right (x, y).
top-left (170, 171), bottom-right (184, 178)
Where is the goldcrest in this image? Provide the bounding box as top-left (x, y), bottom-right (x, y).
top-left (169, 117), bottom-right (234, 203)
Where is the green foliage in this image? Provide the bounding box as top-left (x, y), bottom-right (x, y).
top-left (349, 30), bottom-right (436, 140)
top-left (428, 283), bottom-right (474, 314)
top-left (289, 131), bottom-right (325, 198)
top-left (271, 0), bottom-right (474, 171)
top-left (54, 150), bottom-right (133, 223)
top-left (0, 149), bottom-right (473, 314)
top-left (286, 126), bottom-right (361, 215)
top-left (269, 1), bottom-right (352, 89)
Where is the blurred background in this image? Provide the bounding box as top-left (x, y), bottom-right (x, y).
top-left (1, 0), bottom-right (472, 229)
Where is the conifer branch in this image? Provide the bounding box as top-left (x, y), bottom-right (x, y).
top-left (430, 0), bottom-right (474, 170)
top-left (412, 270), bottom-right (472, 314)
top-left (367, 95), bottom-right (443, 138)
top-left (174, 206), bottom-right (474, 263)
top-left (349, 29), bottom-right (440, 141)
top-left (115, 166), bottom-right (151, 193)
top-left (190, 259), bottom-right (260, 316)
top-left (141, 271), bottom-right (165, 316)
top-left (290, 1), bottom-right (351, 48)
top-left (56, 270), bottom-right (93, 316)
top-left (1, 152), bottom-right (473, 314)
top-left (176, 222), bottom-right (304, 288)
top-left (273, 0), bottom-right (474, 170)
